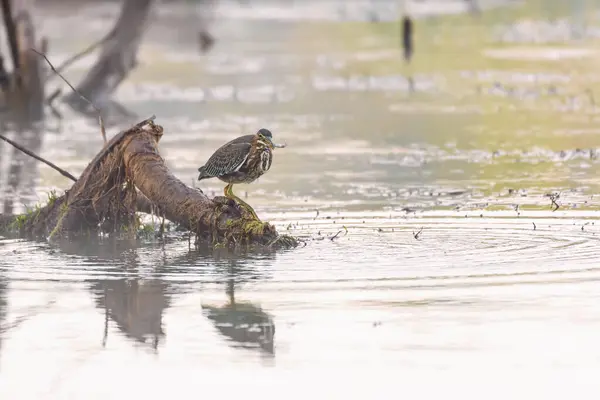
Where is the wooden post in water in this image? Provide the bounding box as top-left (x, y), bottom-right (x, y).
top-left (401, 15), bottom-right (413, 63)
top-left (400, 9), bottom-right (415, 93)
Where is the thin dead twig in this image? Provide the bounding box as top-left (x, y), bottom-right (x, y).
top-left (330, 230), bottom-right (342, 241)
top-left (0, 132), bottom-right (77, 181)
top-left (30, 48), bottom-right (108, 145)
top-left (329, 226), bottom-right (348, 241)
top-left (46, 88), bottom-right (62, 119)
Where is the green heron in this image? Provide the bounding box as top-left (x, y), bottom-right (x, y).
top-left (197, 128), bottom-right (283, 220)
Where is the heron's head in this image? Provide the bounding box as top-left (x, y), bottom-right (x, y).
top-left (257, 128), bottom-right (274, 149)
top-left (257, 128), bottom-right (286, 149)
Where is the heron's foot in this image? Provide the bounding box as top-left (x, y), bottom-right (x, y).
top-left (224, 184), bottom-right (261, 220)
top-left (224, 194), bottom-right (260, 220)
top-left (213, 195), bottom-right (237, 208)
top-left (239, 201), bottom-right (260, 221)
top-left (233, 198), bottom-right (260, 221)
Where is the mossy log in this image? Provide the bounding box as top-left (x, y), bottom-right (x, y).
top-left (0, 118), bottom-right (297, 250)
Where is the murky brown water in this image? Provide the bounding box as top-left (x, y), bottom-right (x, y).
top-left (2, 0), bottom-right (600, 398)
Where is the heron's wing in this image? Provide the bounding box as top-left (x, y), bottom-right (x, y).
top-left (202, 142), bottom-right (251, 177)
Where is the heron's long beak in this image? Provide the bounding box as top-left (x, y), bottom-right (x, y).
top-left (273, 142), bottom-right (287, 148)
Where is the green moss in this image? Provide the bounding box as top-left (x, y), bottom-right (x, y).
top-left (10, 214), bottom-right (28, 231)
top-left (46, 190), bottom-right (58, 207)
top-left (242, 219), bottom-right (269, 236)
top-left (49, 202), bottom-right (69, 240)
top-left (9, 203), bottom-right (43, 232)
top-left (217, 216), bottom-right (298, 250)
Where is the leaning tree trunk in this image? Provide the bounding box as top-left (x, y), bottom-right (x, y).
top-left (63, 0), bottom-right (154, 121)
top-left (0, 118), bottom-right (296, 250)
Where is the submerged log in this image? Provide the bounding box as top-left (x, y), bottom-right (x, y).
top-left (0, 118), bottom-right (297, 250)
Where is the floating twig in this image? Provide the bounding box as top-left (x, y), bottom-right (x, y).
top-left (30, 48), bottom-right (108, 145)
top-left (330, 230), bottom-right (343, 241)
top-left (413, 227), bottom-right (423, 240)
top-left (532, 222), bottom-right (536, 230)
top-left (549, 192), bottom-right (561, 212)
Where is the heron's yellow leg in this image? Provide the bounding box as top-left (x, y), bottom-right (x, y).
top-left (224, 184), bottom-right (260, 220)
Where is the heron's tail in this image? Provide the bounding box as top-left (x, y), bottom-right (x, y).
top-left (197, 166), bottom-right (208, 181)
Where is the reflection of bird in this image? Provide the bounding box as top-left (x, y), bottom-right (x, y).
top-left (202, 302), bottom-right (275, 354)
top-left (197, 129), bottom-right (284, 220)
top-left (202, 278), bottom-right (275, 354)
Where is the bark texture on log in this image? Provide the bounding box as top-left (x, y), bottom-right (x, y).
top-left (0, 119), bottom-right (296, 250)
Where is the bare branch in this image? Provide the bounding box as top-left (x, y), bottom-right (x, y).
top-left (30, 48), bottom-right (107, 145)
top-left (0, 132), bottom-right (76, 181)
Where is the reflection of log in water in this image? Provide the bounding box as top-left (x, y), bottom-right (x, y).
top-left (2, 128), bottom-right (43, 214)
top-left (203, 271), bottom-right (275, 355)
top-left (91, 279), bottom-right (170, 350)
top-left (77, 239), bottom-right (275, 351)
top-left (73, 238), bottom-right (171, 349)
